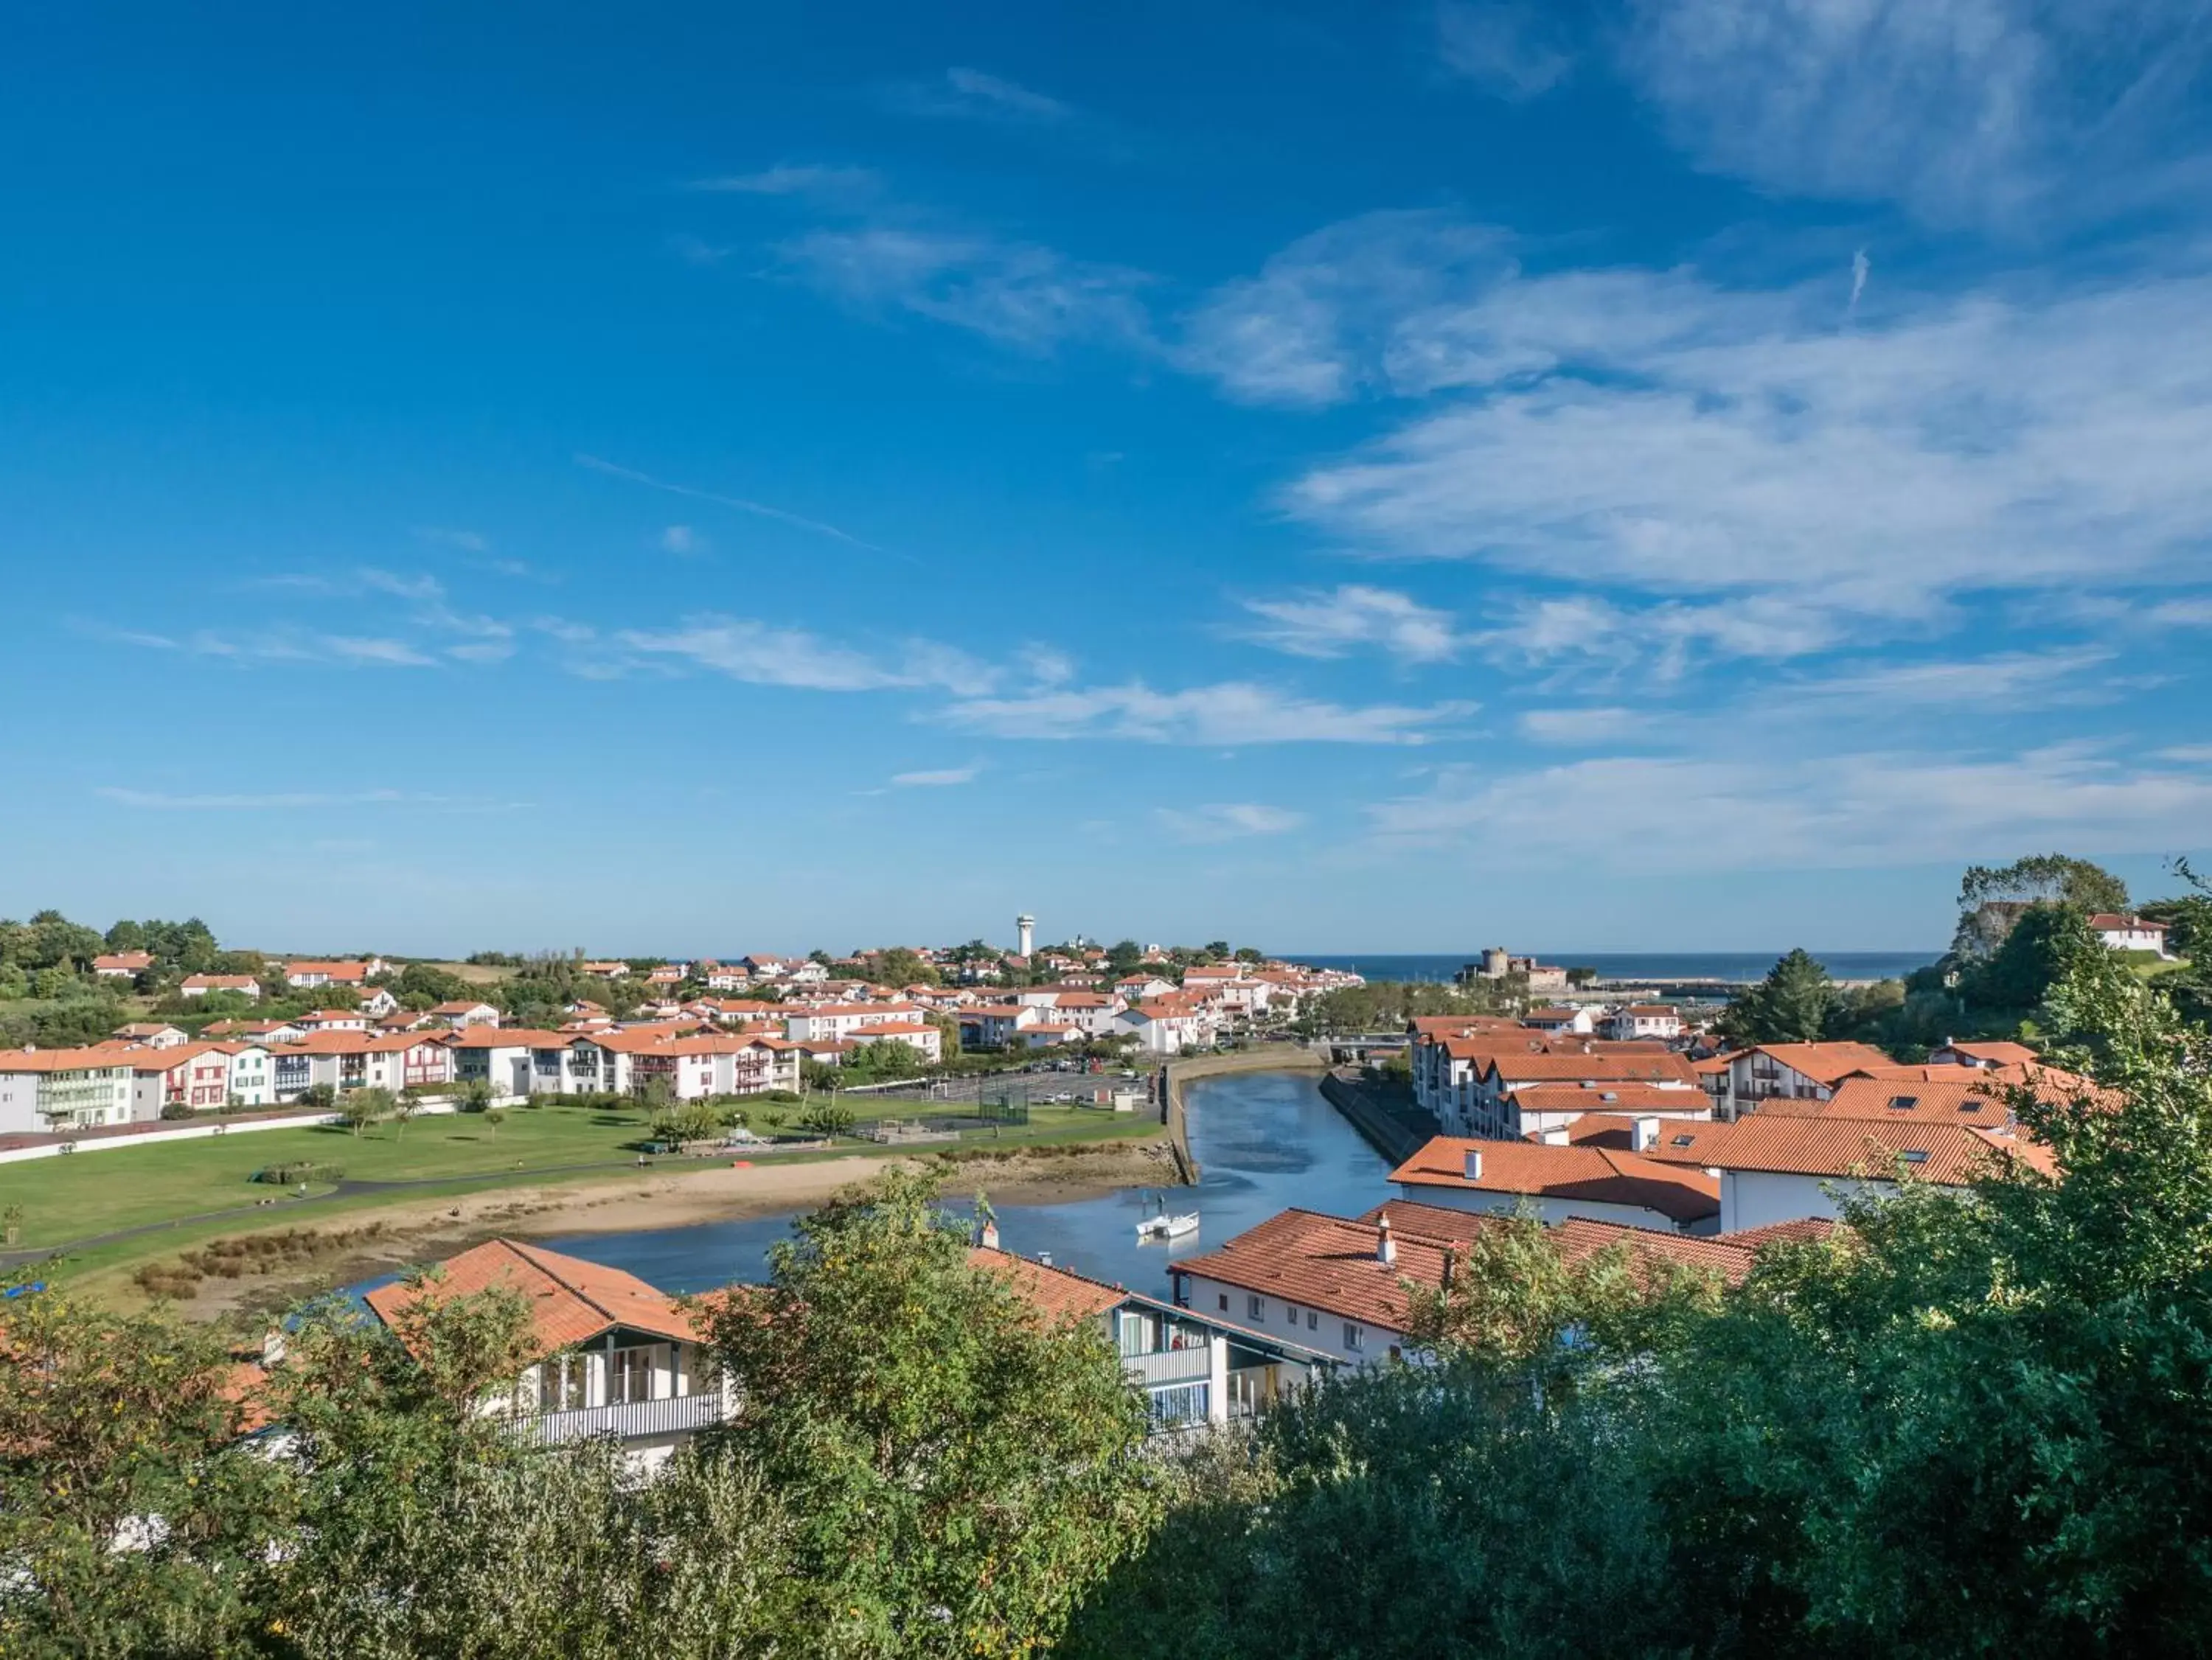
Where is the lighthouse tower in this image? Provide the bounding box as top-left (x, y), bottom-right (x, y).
top-left (1015, 913), bottom-right (1035, 958)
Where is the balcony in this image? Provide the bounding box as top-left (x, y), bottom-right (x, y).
top-left (521, 1391), bottom-right (726, 1446)
top-left (1123, 1345), bottom-right (1213, 1388)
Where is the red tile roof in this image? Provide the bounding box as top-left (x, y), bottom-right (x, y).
top-left (1360, 1200), bottom-right (1759, 1286)
top-left (1509, 1082), bottom-right (1714, 1115)
top-left (1641, 1116), bottom-right (2058, 1185)
top-left (364, 1238), bottom-right (698, 1356)
top-left (1739, 1042), bottom-right (1897, 1084)
top-left (967, 1246), bottom-right (1125, 1323)
top-left (1389, 1136), bottom-right (1719, 1225)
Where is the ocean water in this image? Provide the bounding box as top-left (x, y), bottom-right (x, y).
top-left (1297, 951), bottom-right (1941, 985)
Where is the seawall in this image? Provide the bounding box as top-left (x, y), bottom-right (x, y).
top-left (1318, 1071), bottom-right (1434, 1166)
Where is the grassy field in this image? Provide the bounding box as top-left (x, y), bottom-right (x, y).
top-left (0, 1095), bottom-right (1158, 1270)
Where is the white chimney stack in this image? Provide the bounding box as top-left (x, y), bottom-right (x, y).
top-left (1632, 1116), bottom-right (1659, 1153)
top-left (1376, 1213), bottom-right (1397, 1265)
top-left (974, 1213), bottom-right (1000, 1252)
top-left (1464, 1147), bottom-right (1484, 1181)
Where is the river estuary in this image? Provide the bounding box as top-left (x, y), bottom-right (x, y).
top-left (513, 1069), bottom-right (1395, 1300)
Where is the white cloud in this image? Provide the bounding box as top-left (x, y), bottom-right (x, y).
top-left (1238, 585), bottom-right (1461, 662)
top-left (413, 526), bottom-right (489, 553)
top-left (900, 66), bottom-right (1074, 122)
top-left (1518, 706), bottom-right (1641, 744)
top-left (99, 787), bottom-right (434, 810)
top-left (618, 616), bottom-right (998, 695)
top-left (667, 233), bottom-right (731, 266)
top-left (939, 680), bottom-right (1475, 744)
top-left (2147, 595), bottom-right (2212, 627)
top-left (1261, 230), bottom-right (2212, 646)
top-left (1618, 0), bottom-right (2212, 224)
top-left (778, 227), bottom-right (1151, 354)
top-left (891, 764), bottom-right (982, 787)
top-left (1180, 211), bottom-right (1517, 407)
top-left (1767, 646), bottom-right (2121, 711)
top-left (1155, 802), bottom-right (1308, 843)
top-left (1437, 1), bottom-right (1573, 100)
top-left (661, 524), bottom-right (703, 555)
top-left (321, 636), bottom-right (439, 668)
top-left (686, 163), bottom-right (880, 197)
top-left (1368, 743), bottom-right (2212, 869)
top-left (1018, 643), bottom-right (1077, 686)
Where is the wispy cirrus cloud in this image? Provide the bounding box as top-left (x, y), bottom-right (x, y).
top-left (1221, 216), bottom-right (2212, 661)
top-left (1155, 802), bottom-right (1307, 842)
top-left (616, 615), bottom-right (999, 695)
top-left (686, 162), bottom-right (880, 198)
top-left (776, 226), bottom-right (1152, 355)
top-left (939, 680), bottom-right (1475, 745)
top-left (1618, 0), bottom-right (2212, 226)
top-left (94, 787), bottom-right (523, 811)
top-left (1368, 743), bottom-right (2212, 870)
top-left (412, 526), bottom-right (490, 553)
top-left (891, 764), bottom-right (983, 787)
top-left (1237, 585), bottom-right (1461, 663)
top-left (1436, 1), bottom-right (1573, 100)
top-left (888, 67), bottom-right (1074, 125)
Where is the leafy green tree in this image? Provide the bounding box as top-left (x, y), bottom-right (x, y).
top-left (798, 1096), bottom-right (856, 1137)
top-left (700, 1168), bottom-right (1158, 1655)
top-left (1962, 902), bottom-right (2098, 1014)
top-left (0, 1277), bottom-right (285, 1656)
top-left (1717, 947), bottom-right (1836, 1045)
top-left (0, 963), bottom-right (27, 1000)
top-left (341, 1085), bottom-right (394, 1137)
top-left (869, 946), bottom-right (939, 987)
top-left (1955, 853), bottom-right (2129, 956)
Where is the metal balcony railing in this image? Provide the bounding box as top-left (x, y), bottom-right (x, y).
top-left (1122, 1346), bottom-right (1213, 1387)
top-left (520, 1391), bottom-right (726, 1446)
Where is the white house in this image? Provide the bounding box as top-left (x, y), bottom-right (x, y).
top-left (0, 1049), bottom-right (138, 1133)
top-left (91, 951), bottom-right (156, 980)
top-left (353, 986), bottom-right (400, 1019)
top-left (364, 1238), bottom-right (726, 1471)
top-left (181, 974), bottom-right (261, 1001)
top-left (2088, 913), bottom-right (2174, 957)
top-left (1643, 1115), bottom-right (2056, 1231)
top-left (1601, 1005), bottom-right (1683, 1041)
top-left (111, 1022), bottom-right (189, 1049)
top-left (283, 959), bottom-right (376, 989)
top-left (1523, 1006), bottom-right (1597, 1036)
top-left (431, 1001), bottom-right (501, 1028)
top-left (1388, 1135), bottom-right (1721, 1234)
top-left (1720, 1042), bottom-right (1897, 1117)
top-left (1115, 997), bottom-right (1217, 1056)
top-left (958, 1004), bottom-right (1042, 1050)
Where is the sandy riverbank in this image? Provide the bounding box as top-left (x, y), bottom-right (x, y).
top-left (159, 1136), bottom-right (1177, 1325)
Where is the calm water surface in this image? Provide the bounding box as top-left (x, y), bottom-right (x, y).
top-left (510, 1069), bottom-right (1394, 1300)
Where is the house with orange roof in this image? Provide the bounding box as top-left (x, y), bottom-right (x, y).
top-left (91, 950), bottom-right (156, 979)
top-left (1601, 1004), bottom-right (1684, 1041)
top-left (971, 1218), bottom-right (1340, 1426)
top-left (1388, 1135), bottom-right (1722, 1234)
top-left (364, 1238), bottom-right (726, 1467)
top-left (180, 972), bottom-right (261, 1001)
top-left (1927, 1038), bottom-right (2040, 1070)
top-left (1447, 1044), bottom-right (1700, 1137)
top-left (430, 1000), bottom-right (500, 1028)
top-left (1641, 1113), bottom-right (2056, 1230)
top-left (283, 958), bottom-right (376, 988)
top-left (2090, 913), bottom-right (2174, 956)
top-left (1504, 1081), bottom-right (1714, 1139)
top-left (111, 1021), bottom-right (189, 1049)
top-left (1719, 1042), bottom-right (1899, 1116)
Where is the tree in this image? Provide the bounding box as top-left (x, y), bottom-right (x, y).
top-left (341, 1086), bottom-right (395, 1138)
top-left (798, 1097), bottom-right (855, 1137)
top-left (1234, 946), bottom-right (1264, 963)
top-left (1717, 948), bottom-right (1835, 1045)
top-left (389, 1090), bottom-right (422, 1139)
top-left (698, 1168), bottom-right (1158, 1654)
top-left (869, 946), bottom-right (939, 987)
top-left (1955, 853), bottom-right (2129, 957)
top-left (1962, 902), bottom-right (2098, 1014)
top-left (0, 1277), bottom-right (286, 1654)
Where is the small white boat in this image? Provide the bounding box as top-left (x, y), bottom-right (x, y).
top-left (1135, 1199), bottom-right (1199, 1241)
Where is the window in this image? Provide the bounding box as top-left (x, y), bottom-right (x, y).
top-left (611, 1345), bottom-right (655, 1404)
top-left (1217, 1294), bottom-right (1228, 1313)
top-left (1887, 1095), bottom-right (1919, 1110)
top-left (1247, 1294), bottom-right (1264, 1321)
top-left (537, 1353), bottom-right (590, 1412)
top-left (1671, 1133), bottom-right (1696, 1147)
top-left (1307, 1311), bottom-right (1318, 1331)
top-left (1343, 1323), bottom-right (1363, 1351)
top-left (1285, 1304), bottom-right (1300, 1325)
top-left (1899, 1149), bottom-right (1930, 1165)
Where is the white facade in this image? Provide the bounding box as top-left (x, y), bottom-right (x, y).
top-left (1391, 1180), bottom-right (1704, 1235)
top-left (1172, 1269), bottom-right (1403, 1369)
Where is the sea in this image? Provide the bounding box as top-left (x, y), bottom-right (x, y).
top-left (1295, 951), bottom-right (1941, 986)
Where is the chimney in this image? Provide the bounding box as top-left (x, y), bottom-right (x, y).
top-left (1540, 1126), bottom-right (1569, 1146)
top-left (974, 1213), bottom-right (1000, 1252)
top-left (1464, 1147), bottom-right (1484, 1181)
top-left (1036, 1250), bottom-right (1052, 1268)
top-left (1376, 1213), bottom-right (1397, 1264)
top-left (1632, 1115), bottom-right (1660, 1153)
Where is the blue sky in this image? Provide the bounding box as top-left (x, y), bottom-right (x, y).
top-left (4, 1), bottom-right (2211, 958)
